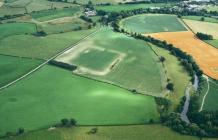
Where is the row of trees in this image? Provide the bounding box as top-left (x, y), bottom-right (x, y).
top-left (49, 60), bottom-right (77, 71)
top-left (196, 32), bottom-right (213, 40)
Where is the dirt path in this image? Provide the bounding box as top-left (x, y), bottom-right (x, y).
top-left (199, 75), bottom-right (210, 112)
top-left (0, 28), bottom-right (99, 91)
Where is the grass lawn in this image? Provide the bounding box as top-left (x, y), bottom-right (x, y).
top-left (95, 3), bottom-right (174, 12)
top-left (149, 44), bottom-right (190, 108)
top-left (182, 16), bottom-right (218, 23)
top-left (0, 55), bottom-right (43, 87)
top-left (0, 65), bottom-right (159, 135)
top-left (3, 125), bottom-right (199, 140)
top-left (73, 48), bottom-right (119, 71)
top-left (31, 6), bottom-right (81, 22)
top-left (0, 28), bottom-right (96, 59)
top-left (0, 22), bottom-right (36, 40)
top-left (120, 14), bottom-right (187, 33)
top-left (56, 28), bottom-right (164, 96)
top-left (206, 40), bottom-right (218, 49)
top-left (0, 5), bottom-right (25, 16)
top-left (203, 79), bottom-right (218, 111)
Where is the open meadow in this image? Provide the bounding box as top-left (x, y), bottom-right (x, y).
top-left (183, 19), bottom-right (218, 39)
top-left (0, 55), bottom-right (42, 87)
top-left (3, 125), bottom-right (199, 140)
top-left (145, 31), bottom-right (218, 80)
top-left (119, 14), bottom-right (187, 33)
top-left (0, 28), bottom-right (96, 59)
top-left (206, 40), bottom-right (218, 49)
top-left (56, 28), bottom-right (165, 96)
top-left (182, 16), bottom-right (218, 23)
top-left (0, 65), bottom-right (159, 135)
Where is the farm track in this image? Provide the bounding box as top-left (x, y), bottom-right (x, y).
top-left (0, 28), bottom-right (100, 91)
top-left (199, 75), bottom-right (210, 112)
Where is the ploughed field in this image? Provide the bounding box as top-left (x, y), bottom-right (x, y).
top-left (56, 28), bottom-right (164, 96)
top-left (0, 65), bottom-right (159, 135)
top-left (119, 14), bottom-right (187, 33)
top-left (144, 31), bottom-right (218, 80)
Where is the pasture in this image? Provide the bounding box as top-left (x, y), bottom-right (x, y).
top-left (145, 31), bottom-right (218, 80)
top-left (202, 79), bottom-right (218, 111)
top-left (3, 125), bottom-right (199, 140)
top-left (149, 44), bottom-right (190, 108)
top-left (119, 14), bottom-right (187, 33)
top-left (183, 19), bottom-right (218, 39)
top-left (182, 16), bottom-right (218, 23)
top-left (0, 28), bottom-right (96, 59)
top-left (68, 0), bottom-right (124, 4)
top-left (0, 22), bottom-right (36, 40)
top-left (31, 6), bottom-right (81, 22)
top-left (0, 55), bottom-right (42, 87)
top-left (206, 40), bottom-right (218, 49)
top-left (95, 3), bottom-right (174, 12)
top-left (56, 28), bottom-right (164, 96)
top-left (0, 65), bottom-right (159, 135)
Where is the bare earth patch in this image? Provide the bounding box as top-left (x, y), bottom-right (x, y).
top-left (144, 31), bottom-right (218, 80)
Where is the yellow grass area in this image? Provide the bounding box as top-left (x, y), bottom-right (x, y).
top-left (183, 19), bottom-right (218, 39)
top-left (144, 31), bottom-right (218, 80)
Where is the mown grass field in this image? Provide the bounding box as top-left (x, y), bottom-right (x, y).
top-left (182, 16), bottom-right (218, 23)
top-left (3, 125), bottom-right (200, 140)
top-left (0, 22), bottom-right (36, 40)
top-left (183, 19), bottom-right (218, 39)
top-left (203, 79), bottom-right (218, 111)
top-left (0, 55), bottom-right (42, 87)
top-left (120, 14), bottom-right (187, 33)
top-left (149, 44), bottom-right (190, 108)
top-left (0, 65), bottom-right (159, 135)
top-left (0, 28), bottom-right (95, 59)
top-left (206, 40), bottom-right (218, 49)
top-left (31, 6), bottom-right (81, 22)
top-left (56, 28), bottom-right (164, 96)
top-left (73, 48), bottom-right (119, 71)
top-left (95, 3), bottom-right (174, 12)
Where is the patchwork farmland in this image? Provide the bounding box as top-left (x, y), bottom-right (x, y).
top-left (0, 0), bottom-right (218, 140)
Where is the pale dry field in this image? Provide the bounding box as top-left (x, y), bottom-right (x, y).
top-left (183, 19), bottom-right (218, 39)
top-left (145, 31), bottom-right (218, 80)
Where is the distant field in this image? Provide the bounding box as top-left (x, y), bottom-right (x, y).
top-left (0, 22), bottom-right (36, 40)
top-left (145, 31), bottom-right (218, 80)
top-left (0, 28), bottom-right (95, 59)
top-left (31, 6), bottom-right (81, 22)
top-left (40, 18), bottom-right (90, 34)
top-left (0, 5), bottom-right (25, 16)
top-left (120, 14), bottom-right (187, 33)
top-left (0, 65), bottom-right (159, 135)
top-left (68, 0), bottom-right (124, 4)
top-left (206, 40), bottom-right (218, 49)
top-left (203, 79), bottom-right (218, 111)
top-left (205, 5), bottom-right (218, 12)
top-left (0, 55), bottom-right (42, 87)
top-left (4, 125), bottom-right (199, 140)
top-left (149, 44), bottom-right (190, 108)
top-left (183, 19), bottom-right (218, 39)
top-left (95, 3), bottom-right (173, 12)
top-left (182, 16), bottom-right (218, 23)
top-left (56, 28), bottom-right (164, 96)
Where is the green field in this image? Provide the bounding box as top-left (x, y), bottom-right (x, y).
top-left (149, 44), bottom-right (190, 108)
top-left (182, 16), bottom-right (218, 23)
top-left (206, 40), bottom-right (218, 48)
top-left (68, 0), bottom-right (123, 4)
top-left (0, 28), bottom-right (95, 59)
top-left (73, 48), bottom-right (119, 71)
top-left (0, 65), bottom-right (159, 135)
top-left (3, 125), bottom-right (200, 140)
top-left (120, 14), bottom-right (187, 33)
top-left (0, 55), bottom-right (42, 87)
top-left (31, 6), bottom-right (81, 22)
top-left (95, 3), bottom-right (174, 12)
top-left (56, 28), bottom-right (164, 96)
top-left (0, 5), bottom-right (25, 16)
top-left (0, 22), bottom-right (36, 40)
top-left (203, 79), bottom-right (218, 111)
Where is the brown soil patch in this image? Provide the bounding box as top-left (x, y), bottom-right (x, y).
top-left (144, 31), bottom-right (218, 79)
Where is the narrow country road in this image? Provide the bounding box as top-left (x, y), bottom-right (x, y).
top-left (0, 28), bottom-right (100, 91)
top-left (199, 75), bottom-right (209, 112)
